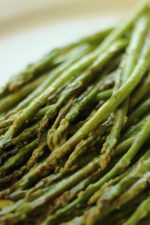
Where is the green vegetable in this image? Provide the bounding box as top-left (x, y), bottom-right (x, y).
top-left (0, 2), bottom-right (150, 225)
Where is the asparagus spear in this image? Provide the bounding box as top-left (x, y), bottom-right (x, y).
top-left (96, 89), bottom-right (113, 101)
top-left (47, 170), bottom-right (101, 215)
top-left (99, 109), bottom-right (126, 169)
top-left (27, 140), bottom-right (47, 169)
top-left (47, 79), bottom-right (111, 150)
top-left (60, 216), bottom-right (84, 225)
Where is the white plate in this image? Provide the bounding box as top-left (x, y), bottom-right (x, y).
top-left (0, 0), bottom-right (138, 86)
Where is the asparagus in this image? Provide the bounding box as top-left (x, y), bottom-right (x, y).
top-left (84, 126), bottom-right (150, 224)
top-left (13, 139), bottom-right (126, 202)
top-left (0, 132), bottom-right (130, 211)
top-left (12, 113), bottom-right (147, 194)
top-left (4, 44), bottom-right (90, 119)
top-left (0, 74), bottom-right (48, 114)
top-left (39, 42), bottom-right (124, 144)
top-left (88, 169), bottom-right (131, 205)
top-left (123, 196), bottom-right (150, 225)
top-left (0, 49), bottom-right (59, 98)
top-left (0, 166), bottom-right (26, 189)
top-left (0, 122), bottom-right (39, 151)
top-left (2, 27), bottom-right (108, 95)
top-left (60, 216), bottom-right (84, 225)
top-left (49, 170), bottom-right (101, 215)
top-left (9, 40), bottom-right (126, 139)
top-left (0, 2), bottom-right (150, 225)
top-left (5, 48), bottom-right (64, 92)
top-left (86, 150), bottom-right (150, 222)
top-left (47, 75), bottom-right (114, 150)
top-left (115, 171), bottom-right (150, 208)
top-left (96, 88), bottom-right (113, 101)
top-left (27, 140), bottom-right (47, 169)
top-left (99, 14), bottom-right (150, 170)
top-left (43, 30), bottom-right (150, 169)
top-left (5, 0), bottom-right (149, 138)
top-left (113, 136), bottom-right (135, 155)
top-left (121, 116), bottom-right (148, 141)
top-left (7, 172), bottom-right (64, 201)
top-left (99, 109), bottom-right (126, 170)
top-left (42, 115), bottom-right (150, 225)
top-left (0, 140), bottom-right (37, 178)
top-left (0, 158), bottom-right (100, 221)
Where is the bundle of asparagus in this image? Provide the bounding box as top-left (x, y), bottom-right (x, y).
top-left (0, 0), bottom-right (150, 224)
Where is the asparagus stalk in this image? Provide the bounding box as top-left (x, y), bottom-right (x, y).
top-left (130, 72), bottom-right (150, 109)
top-left (27, 140), bottom-right (47, 169)
top-left (0, 123), bottom-right (38, 151)
top-left (0, 140), bottom-right (37, 178)
top-left (96, 89), bottom-right (113, 101)
top-left (121, 115), bottom-right (148, 141)
top-left (99, 109), bottom-right (126, 169)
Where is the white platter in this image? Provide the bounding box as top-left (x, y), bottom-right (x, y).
top-left (0, 0), bottom-right (138, 86)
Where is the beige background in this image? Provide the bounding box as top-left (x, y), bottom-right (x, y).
top-left (0, 0), bottom-right (138, 86)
